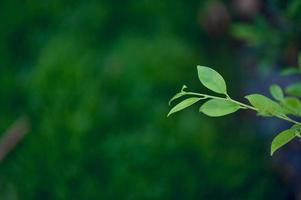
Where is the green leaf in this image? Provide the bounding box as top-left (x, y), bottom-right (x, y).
top-left (168, 92), bottom-right (186, 106)
top-left (285, 82), bottom-right (301, 97)
top-left (168, 85), bottom-right (188, 106)
top-left (230, 23), bottom-right (262, 45)
top-left (269, 84), bottom-right (284, 101)
top-left (281, 97), bottom-right (301, 116)
top-left (197, 66), bottom-right (227, 94)
top-left (181, 85), bottom-right (188, 92)
top-left (271, 129), bottom-right (296, 156)
top-left (281, 67), bottom-right (300, 76)
top-left (167, 97), bottom-right (201, 117)
top-left (245, 94), bottom-right (283, 116)
top-left (291, 124), bottom-right (301, 131)
top-left (291, 124), bottom-right (301, 137)
top-left (287, 0), bottom-right (301, 18)
top-left (199, 99), bottom-right (240, 117)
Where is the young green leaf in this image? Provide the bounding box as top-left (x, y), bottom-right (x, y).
top-left (269, 84), bottom-right (284, 101)
top-left (281, 97), bottom-right (301, 116)
top-left (181, 85), bottom-right (188, 92)
top-left (199, 99), bottom-right (240, 117)
top-left (230, 23), bottom-right (262, 45)
top-left (167, 97), bottom-right (201, 117)
top-left (285, 82), bottom-right (301, 97)
top-left (291, 124), bottom-right (301, 137)
top-left (271, 129), bottom-right (296, 156)
top-left (245, 94), bottom-right (283, 116)
top-left (168, 85), bottom-right (189, 105)
top-left (197, 66), bottom-right (227, 94)
top-left (281, 67), bottom-right (300, 76)
top-left (168, 92), bottom-right (186, 106)
top-left (291, 124), bottom-right (301, 131)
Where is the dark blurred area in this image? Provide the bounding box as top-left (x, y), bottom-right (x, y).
top-left (0, 0), bottom-right (300, 199)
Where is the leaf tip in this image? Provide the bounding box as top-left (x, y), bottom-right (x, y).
top-left (181, 85), bottom-right (188, 92)
top-left (196, 65), bottom-right (207, 71)
top-left (270, 149), bottom-right (275, 156)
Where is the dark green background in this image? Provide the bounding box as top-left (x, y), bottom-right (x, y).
top-left (0, 0), bottom-right (300, 199)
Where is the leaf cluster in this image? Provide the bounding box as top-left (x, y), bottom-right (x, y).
top-left (168, 66), bottom-right (301, 156)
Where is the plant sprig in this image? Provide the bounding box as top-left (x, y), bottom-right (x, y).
top-left (168, 66), bottom-right (301, 156)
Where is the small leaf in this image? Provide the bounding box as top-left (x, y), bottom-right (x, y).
top-left (199, 99), bottom-right (240, 117)
top-left (291, 124), bottom-right (301, 137)
top-left (291, 124), bottom-right (301, 131)
top-left (230, 23), bottom-right (262, 45)
top-left (269, 84), bottom-right (284, 101)
top-left (197, 66), bottom-right (227, 94)
top-left (271, 129), bottom-right (296, 156)
top-left (245, 94), bottom-right (283, 116)
top-left (168, 85), bottom-right (189, 105)
top-left (281, 67), bottom-right (300, 76)
top-left (285, 82), bottom-right (301, 97)
top-left (168, 92), bottom-right (186, 106)
top-left (181, 85), bottom-right (188, 92)
top-left (281, 97), bottom-right (301, 116)
top-left (167, 97), bottom-right (201, 117)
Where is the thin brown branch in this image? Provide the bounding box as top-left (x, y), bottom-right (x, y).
top-left (0, 117), bottom-right (30, 162)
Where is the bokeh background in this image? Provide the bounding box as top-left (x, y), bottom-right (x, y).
top-left (0, 0), bottom-right (300, 199)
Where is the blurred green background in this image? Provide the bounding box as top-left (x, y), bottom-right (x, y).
top-left (0, 0), bottom-right (300, 199)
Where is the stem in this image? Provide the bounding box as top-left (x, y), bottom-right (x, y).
top-left (186, 92), bottom-right (257, 110)
top-left (228, 97), bottom-right (301, 125)
top-left (277, 115), bottom-right (301, 125)
top-left (228, 98), bottom-right (257, 111)
top-left (185, 92), bottom-right (226, 101)
top-left (185, 91), bottom-right (301, 125)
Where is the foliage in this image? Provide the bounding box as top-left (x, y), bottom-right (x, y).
top-left (230, 1), bottom-right (301, 74)
top-left (0, 0), bottom-right (299, 199)
top-left (169, 66), bottom-right (301, 155)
